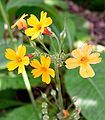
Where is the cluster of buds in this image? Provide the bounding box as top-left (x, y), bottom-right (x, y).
top-left (42, 102), bottom-right (49, 120)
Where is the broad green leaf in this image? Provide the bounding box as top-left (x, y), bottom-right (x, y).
top-left (0, 99), bottom-right (23, 109)
top-left (0, 70), bottom-right (42, 90)
top-left (65, 13), bottom-right (76, 51)
top-left (64, 53), bottom-right (105, 120)
top-left (0, 104), bottom-right (41, 120)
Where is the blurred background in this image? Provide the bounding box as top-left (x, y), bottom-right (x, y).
top-left (0, 0), bottom-right (105, 120)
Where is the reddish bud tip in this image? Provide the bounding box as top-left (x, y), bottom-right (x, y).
top-left (27, 54), bottom-right (34, 59)
top-left (43, 27), bottom-right (52, 36)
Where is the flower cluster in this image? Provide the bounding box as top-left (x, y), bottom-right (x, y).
top-left (5, 11), bottom-right (102, 86)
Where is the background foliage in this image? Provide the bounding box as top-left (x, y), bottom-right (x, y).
top-left (0, 0), bottom-right (105, 120)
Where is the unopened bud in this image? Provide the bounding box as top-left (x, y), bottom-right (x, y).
top-left (51, 89), bottom-right (56, 97)
top-left (39, 34), bottom-right (44, 40)
top-left (60, 30), bottom-right (66, 40)
top-left (42, 102), bottom-right (48, 108)
top-left (43, 115), bottom-right (49, 120)
top-left (27, 54), bottom-right (34, 59)
top-left (42, 93), bottom-right (47, 99)
top-left (43, 27), bottom-right (52, 36)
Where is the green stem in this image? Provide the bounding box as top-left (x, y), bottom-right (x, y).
top-left (22, 69), bottom-right (40, 120)
top-left (52, 33), bottom-right (60, 53)
top-left (54, 62), bottom-right (63, 110)
top-left (50, 36), bottom-right (57, 53)
top-left (38, 40), bottom-right (50, 54)
top-left (0, 0), bottom-right (14, 43)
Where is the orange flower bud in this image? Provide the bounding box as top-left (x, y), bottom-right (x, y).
top-left (62, 109), bottom-right (70, 118)
top-left (17, 19), bottom-right (27, 30)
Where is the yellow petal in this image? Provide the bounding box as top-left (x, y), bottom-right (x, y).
top-left (31, 69), bottom-right (42, 78)
top-left (41, 56), bottom-right (51, 68)
top-left (5, 48), bottom-right (16, 60)
top-left (42, 73), bottom-right (51, 84)
top-left (31, 31), bottom-right (40, 40)
top-left (65, 58), bottom-right (79, 69)
top-left (42, 17), bottom-right (52, 27)
top-left (40, 11), bottom-right (47, 23)
top-left (82, 44), bottom-right (92, 56)
top-left (89, 53), bottom-right (102, 64)
top-left (7, 61), bottom-right (18, 71)
top-left (80, 64), bottom-right (95, 78)
top-left (27, 14), bottom-right (39, 27)
top-left (11, 22), bottom-right (18, 29)
top-left (22, 56), bottom-right (29, 65)
top-left (18, 64), bottom-right (25, 74)
top-left (71, 49), bottom-right (83, 58)
top-left (48, 68), bottom-right (55, 78)
top-left (30, 59), bottom-right (41, 68)
top-left (25, 28), bottom-right (36, 36)
top-left (17, 45), bottom-right (26, 57)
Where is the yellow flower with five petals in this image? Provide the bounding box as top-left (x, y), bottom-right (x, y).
top-left (25, 11), bottom-right (52, 40)
top-left (30, 55), bottom-right (55, 84)
top-left (5, 45), bottom-right (29, 74)
top-left (65, 44), bottom-right (102, 78)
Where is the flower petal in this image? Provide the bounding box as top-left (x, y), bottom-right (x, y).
top-left (65, 58), bottom-right (79, 69)
top-left (42, 17), bottom-right (52, 27)
top-left (31, 69), bottom-right (42, 78)
top-left (22, 56), bottom-right (29, 65)
top-left (89, 53), bottom-right (102, 64)
top-left (17, 45), bottom-right (26, 57)
top-left (30, 59), bottom-right (41, 68)
top-left (71, 49), bottom-right (83, 58)
top-left (17, 19), bottom-right (27, 30)
top-left (41, 56), bottom-right (51, 68)
top-left (31, 31), bottom-right (40, 40)
top-left (42, 73), bottom-right (51, 84)
top-left (25, 28), bottom-right (36, 36)
top-left (7, 61), bottom-right (18, 71)
top-left (80, 64), bottom-right (95, 78)
top-left (48, 68), bottom-right (55, 78)
top-left (27, 14), bottom-right (39, 27)
top-left (18, 64), bottom-right (25, 74)
top-left (5, 48), bottom-right (16, 60)
top-left (82, 44), bottom-right (93, 56)
top-left (11, 14), bottom-right (28, 29)
top-left (40, 11), bottom-right (47, 23)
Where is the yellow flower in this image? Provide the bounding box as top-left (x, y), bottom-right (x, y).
top-left (65, 44), bottom-right (102, 78)
top-left (25, 11), bottom-right (52, 40)
top-left (30, 55), bottom-right (55, 84)
top-left (5, 45), bottom-right (29, 74)
top-left (11, 14), bottom-right (28, 30)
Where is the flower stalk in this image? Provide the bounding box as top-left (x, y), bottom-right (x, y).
top-left (0, 0), bottom-right (14, 43)
top-left (22, 69), bottom-right (40, 120)
top-left (54, 61), bottom-right (63, 110)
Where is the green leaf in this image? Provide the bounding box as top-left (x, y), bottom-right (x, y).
top-left (64, 53), bottom-right (105, 120)
top-left (65, 13), bottom-right (76, 51)
top-left (0, 99), bottom-right (23, 109)
top-left (0, 70), bottom-right (42, 90)
top-left (0, 104), bottom-right (41, 120)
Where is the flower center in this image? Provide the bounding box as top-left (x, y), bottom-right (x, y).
top-left (17, 57), bottom-right (22, 63)
top-left (41, 67), bottom-right (47, 72)
top-left (37, 24), bottom-right (42, 31)
top-left (80, 57), bottom-right (88, 63)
